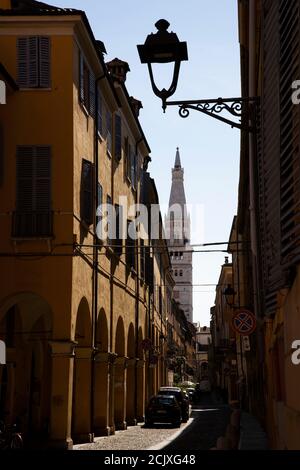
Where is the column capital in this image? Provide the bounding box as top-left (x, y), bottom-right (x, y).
top-left (94, 352), bottom-right (117, 364)
top-left (74, 346), bottom-right (94, 359)
top-left (127, 358), bottom-right (138, 367)
top-left (49, 340), bottom-right (77, 358)
top-left (114, 356), bottom-right (128, 367)
top-left (136, 359), bottom-right (145, 368)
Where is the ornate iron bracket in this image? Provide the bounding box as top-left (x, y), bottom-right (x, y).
top-left (164, 97), bottom-right (260, 133)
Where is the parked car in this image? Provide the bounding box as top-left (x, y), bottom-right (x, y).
top-left (186, 387), bottom-right (195, 401)
top-left (145, 394), bottom-right (182, 427)
top-left (158, 387), bottom-right (190, 422)
top-left (199, 379), bottom-right (211, 392)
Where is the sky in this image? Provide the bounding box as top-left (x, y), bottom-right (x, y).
top-left (48, 0), bottom-right (241, 326)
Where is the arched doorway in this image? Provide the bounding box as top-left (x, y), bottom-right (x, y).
top-left (114, 317), bottom-right (126, 430)
top-left (126, 323), bottom-right (136, 425)
top-left (71, 298), bottom-right (92, 443)
top-left (93, 308), bottom-right (110, 436)
top-left (0, 293), bottom-right (52, 444)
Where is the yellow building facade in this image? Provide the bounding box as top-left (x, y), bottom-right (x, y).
top-left (0, 0), bottom-right (178, 448)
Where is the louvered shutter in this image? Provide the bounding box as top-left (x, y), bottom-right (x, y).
top-left (17, 37), bottom-right (39, 88)
top-left (81, 159), bottom-right (93, 226)
top-left (279, 0), bottom-right (300, 265)
top-left (28, 37), bottom-right (38, 88)
top-left (16, 146), bottom-right (34, 212)
top-left (39, 37), bottom-right (51, 88)
top-left (35, 146), bottom-right (51, 212)
top-left (258, 0), bottom-right (282, 315)
top-left (17, 37), bottom-right (29, 88)
top-left (115, 114), bottom-right (122, 161)
top-left (106, 110), bottom-right (112, 154)
top-left (79, 52), bottom-right (84, 104)
top-left (89, 69), bottom-right (96, 118)
top-left (97, 91), bottom-right (103, 135)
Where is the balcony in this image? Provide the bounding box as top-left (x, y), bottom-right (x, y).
top-left (12, 211), bottom-right (53, 238)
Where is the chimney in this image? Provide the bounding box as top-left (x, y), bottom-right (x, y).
top-left (106, 58), bottom-right (130, 83)
top-left (130, 96), bottom-right (143, 117)
top-left (0, 0), bottom-right (11, 8)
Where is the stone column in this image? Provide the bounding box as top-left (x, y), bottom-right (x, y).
top-left (136, 359), bottom-right (145, 422)
top-left (126, 358), bottom-right (137, 426)
top-left (93, 352), bottom-right (116, 436)
top-left (48, 340), bottom-right (76, 449)
top-left (72, 346), bottom-right (93, 444)
top-left (114, 356), bottom-right (127, 430)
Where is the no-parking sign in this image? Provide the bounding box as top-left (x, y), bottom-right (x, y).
top-left (231, 309), bottom-right (257, 336)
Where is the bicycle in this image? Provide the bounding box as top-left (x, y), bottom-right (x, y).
top-left (0, 421), bottom-right (23, 450)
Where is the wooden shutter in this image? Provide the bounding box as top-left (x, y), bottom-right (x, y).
top-left (130, 147), bottom-right (135, 189)
top-left (126, 219), bottom-right (135, 268)
top-left (106, 110), bottom-right (112, 154)
top-left (17, 37), bottom-right (50, 88)
top-left (35, 146), bottom-right (51, 212)
top-left (16, 146), bottom-right (34, 212)
top-left (114, 204), bottom-right (123, 255)
top-left (279, 0), bottom-right (300, 266)
top-left (17, 37), bottom-right (38, 88)
top-left (15, 146), bottom-right (51, 237)
top-left (17, 37), bottom-right (29, 88)
top-left (79, 52), bottom-right (84, 104)
top-left (89, 69), bottom-right (95, 118)
top-left (115, 114), bottom-right (122, 161)
top-left (28, 37), bottom-right (38, 88)
top-left (39, 37), bottom-right (51, 88)
top-left (16, 146), bottom-right (51, 212)
top-left (97, 91), bottom-right (103, 135)
top-left (259, 0), bottom-right (282, 315)
top-left (81, 159), bottom-right (93, 226)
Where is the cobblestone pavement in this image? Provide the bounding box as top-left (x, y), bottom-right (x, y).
top-left (74, 422), bottom-right (188, 451)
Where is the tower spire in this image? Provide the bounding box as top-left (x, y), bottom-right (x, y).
top-left (174, 147), bottom-right (181, 168)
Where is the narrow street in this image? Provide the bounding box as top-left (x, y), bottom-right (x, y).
top-left (75, 394), bottom-right (231, 451)
top-left (161, 404), bottom-right (230, 451)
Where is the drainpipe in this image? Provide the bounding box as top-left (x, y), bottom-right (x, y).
top-left (91, 73), bottom-right (105, 436)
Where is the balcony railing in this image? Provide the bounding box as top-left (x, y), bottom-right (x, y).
top-left (12, 211), bottom-right (54, 238)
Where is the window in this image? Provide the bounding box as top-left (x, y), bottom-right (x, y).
top-left (97, 91), bottom-right (103, 136)
top-left (124, 137), bottom-right (131, 181)
top-left (79, 51), bottom-right (95, 117)
top-left (179, 270), bottom-right (183, 277)
top-left (126, 219), bottom-right (135, 269)
top-left (106, 109), bottom-right (112, 155)
top-left (113, 204), bottom-right (123, 256)
top-left (13, 145), bottom-right (52, 237)
top-left (17, 36), bottom-right (51, 88)
top-left (140, 239), bottom-right (146, 279)
top-left (131, 147), bottom-right (137, 190)
top-left (174, 270), bottom-right (178, 277)
top-left (115, 114), bottom-right (122, 161)
top-left (81, 159), bottom-right (94, 226)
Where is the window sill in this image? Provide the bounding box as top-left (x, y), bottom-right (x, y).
top-left (19, 87), bottom-right (52, 91)
top-left (11, 236), bottom-right (54, 241)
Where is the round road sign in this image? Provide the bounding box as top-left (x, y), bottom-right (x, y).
top-left (231, 309), bottom-right (257, 336)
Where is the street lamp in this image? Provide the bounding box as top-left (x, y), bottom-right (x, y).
top-left (223, 284), bottom-right (237, 308)
top-left (137, 20), bottom-right (259, 132)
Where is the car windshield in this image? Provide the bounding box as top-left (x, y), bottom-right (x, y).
top-left (159, 390), bottom-right (183, 401)
top-left (151, 396), bottom-right (175, 405)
